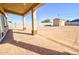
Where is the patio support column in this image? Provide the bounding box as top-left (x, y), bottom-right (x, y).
top-left (31, 9), bottom-right (37, 35)
top-left (22, 16), bottom-right (26, 31)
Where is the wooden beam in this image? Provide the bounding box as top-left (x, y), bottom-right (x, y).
top-left (4, 8), bottom-right (23, 16)
top-left (2, 3), bottom-right (44, 16)
top-left (23, 3), bottom-right (41, 16)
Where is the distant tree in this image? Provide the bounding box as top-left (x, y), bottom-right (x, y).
top-left (65, 20), bottom-right (71, 25)
top-left (41, 19), bottom-right (50, 23)
top-left (66, 20), bottom-right (70, 22)
top-left (8, 21), bottom-right (12, 23)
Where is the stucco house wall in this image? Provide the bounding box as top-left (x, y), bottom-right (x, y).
top-left (71, 22), bottom-right (79, 26)
top-left (53, 18), bottom-right (65, 26)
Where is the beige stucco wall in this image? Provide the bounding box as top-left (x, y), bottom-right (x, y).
top-left (53, 19), bottom-right (60, 26)
top-left (59, 20), bottom-right (65, 26)
top-left (53, 18), bottom-right (65, 26)
top-left (71, 22), bottom-right (79, 25)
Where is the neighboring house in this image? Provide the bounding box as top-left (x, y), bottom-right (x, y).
top-left (70, 19), bottom-right (79, 26)
top-left (41, 19), bottom-right (52, 26)
top-left (41, 22), bottom-right (52, 26)
top-left (53, 18), bottom-right (65, 26)
top-left (0, 12), bottom-right (8, 42)
top-left (65, 20), bottom-right (71, 26)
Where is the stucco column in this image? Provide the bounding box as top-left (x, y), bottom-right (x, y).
top-left (22, 16), bottom-right (26, 31)
top-left (31, 9), bottom-right (37, 35)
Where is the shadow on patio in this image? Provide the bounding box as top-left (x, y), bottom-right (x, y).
top-left (2, 30), bottom-right (73, 55)
top-left (13, 31), bottom-right (32, 35)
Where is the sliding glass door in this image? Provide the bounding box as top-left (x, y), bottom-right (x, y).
top-left (0, 18), bottom-right (1, 39)
top-left (0, 15), bottom-right (2, 39)
top-left (0, 14), bottom-right (4, 39)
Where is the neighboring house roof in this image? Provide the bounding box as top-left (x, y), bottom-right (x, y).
top-left (71, 19), bottom-right (79, 22)
top-left (53, 18), bottom-right (65, 21)
top-left (53, 18), bottom-right (60, 20)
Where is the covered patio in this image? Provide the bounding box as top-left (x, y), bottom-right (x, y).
top-left (0, 3), bottom-right (44, 35)
top-left (0, 3), bottom-right (79, 55)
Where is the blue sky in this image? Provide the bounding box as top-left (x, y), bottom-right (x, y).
top-left (8, 3), bottom-right (79, 25)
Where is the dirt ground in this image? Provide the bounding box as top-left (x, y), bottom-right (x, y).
top-left (0, 26), bottom-right (79, 55)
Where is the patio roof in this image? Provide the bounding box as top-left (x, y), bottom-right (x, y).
top-left (0, 3), bottom-right (44, 16)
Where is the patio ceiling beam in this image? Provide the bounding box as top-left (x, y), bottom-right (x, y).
top-left (3, 3), bottom-right (44, 16)
top-left (23, 3), bottom-right (44, 16)
top-left (4, 9), bottom-right (23, 16)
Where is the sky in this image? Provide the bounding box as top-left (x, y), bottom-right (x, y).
top-left (8, 3), bottom-right (79, 25)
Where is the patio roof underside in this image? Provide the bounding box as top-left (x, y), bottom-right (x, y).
top-left (0, 3), bottom-right (43, 16)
